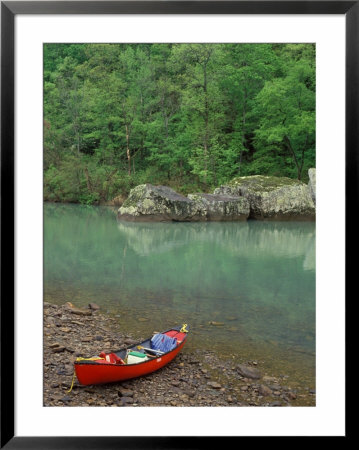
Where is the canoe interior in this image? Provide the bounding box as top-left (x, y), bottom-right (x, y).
top-left (78, 325), bottom-right (188, 365)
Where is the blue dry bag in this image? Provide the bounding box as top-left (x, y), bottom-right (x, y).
top-left (151, 333), bottom-right (178, 353)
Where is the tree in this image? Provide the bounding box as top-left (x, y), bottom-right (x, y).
top-left (254, 58), bottom-right (315, 180)
top-left (43, 43), bottom-right (316, 203)
top-left (220, 44), bottom-right (276, 175)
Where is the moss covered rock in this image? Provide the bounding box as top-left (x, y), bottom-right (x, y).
top-left (308, 168), bottom-right (316, 205)
top-left (118, 184), bottom-right (196, 221)
top-left (188, 193), bottom-right (250, 221)
top-left (118, 184), bottom-right (250, 222)
top-left (214, 175), bottom-right (315, 220)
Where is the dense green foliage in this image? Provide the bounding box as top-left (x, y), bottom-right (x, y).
top-left (44, 43), bottom-right (315, 204)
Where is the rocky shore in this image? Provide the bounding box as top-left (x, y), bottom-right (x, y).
top-left (44, 302), bottom-right (315, 407)
top-left (117, 171), bottom-right (316, 222)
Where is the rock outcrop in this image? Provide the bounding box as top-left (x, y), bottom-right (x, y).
top-left (117, 173), bottom-right (316, 222)
top-left (118, 184), bottom-right (195, 222)
top-left (187, 193), bottom-right (250, 221)
top-left (308, 168), bottom-right (316, 205)
top-left (118, 184), bottom-right (250, 222)
top-left (214, 175), bottom-right (315, 221)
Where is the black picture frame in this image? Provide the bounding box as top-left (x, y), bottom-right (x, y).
top-left (1, 1), bottom-right (353, 447)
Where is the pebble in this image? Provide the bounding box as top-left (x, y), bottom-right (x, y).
top-left (207, 381), bottom-right (222, 389)
top-left (259, 385), bottom-right (272, 396)
top-left (237, 364), bottom-right (261, 380)
top-left (118, 388), bottom-right (134, 397)
top-left (70, 308), bottom-right (92, 316)
top-left (52, 346), bottom-right (66, 353)
top-left (60, 327), bottom-right (71, 333)
top-left (120, 397), bottom-right (134, 405)
top-left (88, 303), bottom-right (100, 310)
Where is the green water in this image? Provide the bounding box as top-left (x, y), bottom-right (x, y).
top-left (44, 203), bottom-right (315, 387)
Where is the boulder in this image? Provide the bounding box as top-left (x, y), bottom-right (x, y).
top-left (187, 193), bottom-right (250, 221)
top-left (118, 184), bottom-right (196, 222)
top-left (308, 168), bottom-right (316, 205)
top-left (214, 175), bottom-right (315, 221)
top-left (118, 184), bottom-right (250, 222)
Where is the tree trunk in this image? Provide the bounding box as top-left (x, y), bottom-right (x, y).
top-left (285, 135), bottom-right (302, 180)
top-left (203, 63), bottom-right (209, 185)
top-left (238, 91), bottom-right (247, 175)
top-left (125, 124), bottom-right (131, 176)
top-left (84, 167), bottom-right (93, 192)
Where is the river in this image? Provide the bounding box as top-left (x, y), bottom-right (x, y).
top-left (44, 203), bottom-right (315, 391)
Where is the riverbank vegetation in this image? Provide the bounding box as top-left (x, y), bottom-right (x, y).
top-left (44, 43), bottom-right (315, 204)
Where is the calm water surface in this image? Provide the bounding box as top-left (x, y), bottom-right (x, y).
top-left (44, 203), bottom-right (315, 388)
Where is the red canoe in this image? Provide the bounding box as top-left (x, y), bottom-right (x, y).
top-left (74, 325), bottom-right (189, 386)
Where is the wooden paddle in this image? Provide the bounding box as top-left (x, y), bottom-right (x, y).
top-left (136, 346), bottom-right (164, 355)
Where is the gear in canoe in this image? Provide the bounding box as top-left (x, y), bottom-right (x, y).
top-left (69, 324), bottom-right (189, 390)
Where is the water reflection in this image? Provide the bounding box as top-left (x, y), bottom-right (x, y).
top-left (117, 220), bottom-right (315, 271)
top-left (44, 203), bottom-right (315, 358)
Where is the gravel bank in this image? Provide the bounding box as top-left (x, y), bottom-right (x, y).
top-left (44, 302), bottom-right (315, 407)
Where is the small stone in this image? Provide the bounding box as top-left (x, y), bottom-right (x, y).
top-left (184, 390), bottom-right (195, 398)
top-left (259, 385), bottom-right (272, 397)
top-left (70, 308), bottom-right (92, 316)
top-left (88, 303), bottom-right (100, 310)
top-left (49, 342), bottom-right (61, 348)
top-left (118, 389), bottom-right (134, 397)
top-left (269, 401), bottom-right (282, 407)
top-left (52, 346), bottom-right (65, 353)
top-left (207, 381), bottom-right (221, 389)
top-left (225, 316), bottom-right (238, 321)
top-left (237, 364), bottom-right (261, 380)
top-left (263, 376), bottom-right (278, 383)
top-left (85, 388), bottom-right (96, 394)
top-left (64, 302), bottom-right (74, 309)
top-left (120, 396), bottom-right (134, 405)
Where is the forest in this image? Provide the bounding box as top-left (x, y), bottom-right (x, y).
top-left (43, 43), bottom-right (315, 204)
